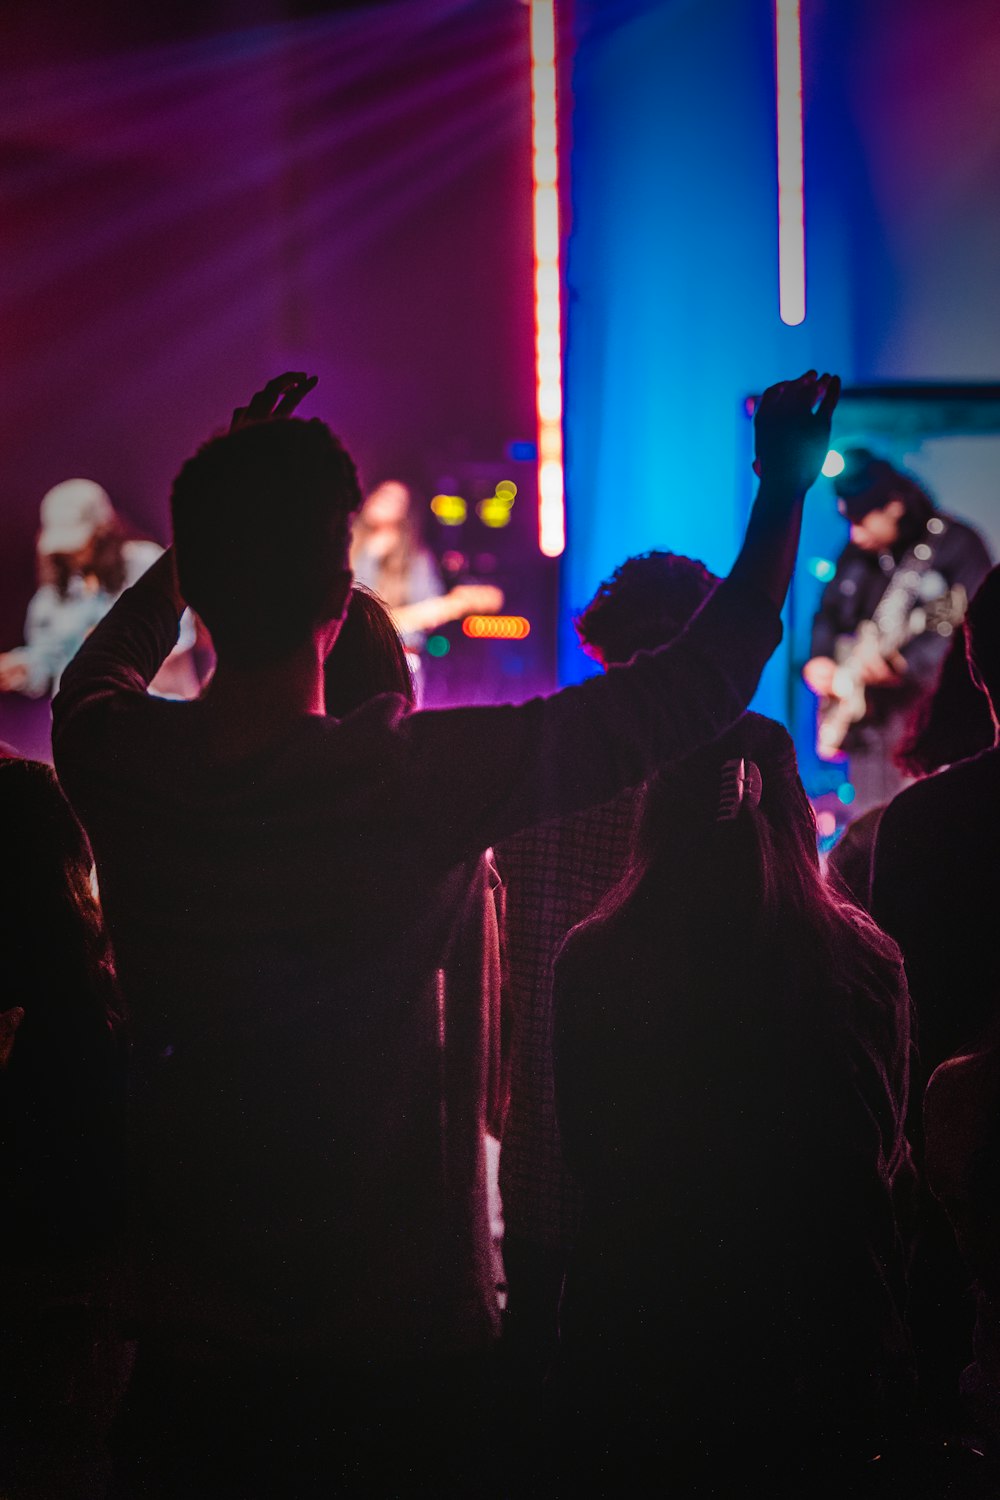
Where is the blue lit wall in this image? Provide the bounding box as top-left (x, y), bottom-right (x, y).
top-left (561, 0), bottom-right (853, 725)
top-left (560, 0), bottom-right (1000, 764)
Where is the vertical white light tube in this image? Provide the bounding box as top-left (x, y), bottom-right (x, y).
top-left (775, 0), bottom-right (806, 326)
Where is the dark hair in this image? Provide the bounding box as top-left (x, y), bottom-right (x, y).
top-left (894, 626), bottom-right (996, 777)
top-left (574, 551), bottom-right (718, 666)
top-left (0, 759), bottom-right (119, 1031)
top-left (834, 449), bottom-right (935, 546)
top-left (171, 418), bottom-right (362, 666)
top-left (594, 713), bottom-right (903, 1024)
top-left (965, 563), bottom-right (1000, 715)
top-left (350, 481), bottom-right (424, 610)
top-left (324, 585), bottom-right (415, 716)
top-left (38, 517), bottom-right (128, 598)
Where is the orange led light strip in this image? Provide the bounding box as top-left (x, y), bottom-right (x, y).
top-left (530, 1), bottom-right (565, 557)
top-left (462, 616), bottom-right (532, 640)
top-left (775, 0), bottom-right (805, 325)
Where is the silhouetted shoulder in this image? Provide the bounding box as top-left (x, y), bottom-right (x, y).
top-left (873, 746), bottom-right (1000, 916)
top-left (881, 745), bottom-right (1000, 828)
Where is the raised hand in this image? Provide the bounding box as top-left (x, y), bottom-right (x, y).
top-left (753, 370), bottom-right (841, 494)
top-left (230, 372), bottom-right (319, 432)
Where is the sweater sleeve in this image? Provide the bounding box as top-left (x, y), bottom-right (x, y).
top-left (52, 562), bottom-right (781, 866)
top-left (51, 564), bottom-right (182, 788)
top-left (396, 572), bottom-right (782, 858)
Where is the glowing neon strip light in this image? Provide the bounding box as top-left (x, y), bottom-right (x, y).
top-left (775, 0), bottom-right (805, 325)
top-left (530, 0), bottom-right (565, 557)
top-left (462, 615), bottom-right (532, 640)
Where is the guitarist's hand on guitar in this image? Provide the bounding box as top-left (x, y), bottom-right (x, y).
top-left (802, 656), bottom-right (837, 696)
top-left (858, 652), bottom-right (905, 687)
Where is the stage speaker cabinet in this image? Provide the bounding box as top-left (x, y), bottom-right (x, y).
top-left (419, 453), bottom-right (559, 709)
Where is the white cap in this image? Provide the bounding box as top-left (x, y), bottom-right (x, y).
top-left (38, 479), bottom-right (115, 555)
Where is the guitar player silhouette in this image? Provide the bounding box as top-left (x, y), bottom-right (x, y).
top-left (803, 448), bottom-right (991, 818)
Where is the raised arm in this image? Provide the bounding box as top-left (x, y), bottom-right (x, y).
top-left (397, 372), bottom-right (840, 857)
top-left (53, 373), bottom-right (318, 763)
top-left (731, 370), bottom-right (840, 610)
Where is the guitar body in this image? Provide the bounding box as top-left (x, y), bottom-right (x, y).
top-left (816, 625), bottom-right (880, 761)
top-left (815, 586), bottom-right (967, 761)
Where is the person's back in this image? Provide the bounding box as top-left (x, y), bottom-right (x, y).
top-left (57, 580), bottom-right (507, 1358)
top-left (0, 754), bottom-right (127, 1495)
top-left (0, 755), bottom-right (124, 1264)
top-left (925, 1025), bottom-right (1000, 1456)
top-left (552, 714), bottom-right (913, 1486)
top-left (52, 370), bottom-right (836, 1489)
top-left (873, 564), bottom-right (1000, 1143)
top-left (874, 746), bottom-right (1000, 1085)
top-left (825, 625), bottom-right (995, 913)
top-left (871, 569), bottom-right (1000, 1432)
top-left (495, 550), bottom-right (717, 1386)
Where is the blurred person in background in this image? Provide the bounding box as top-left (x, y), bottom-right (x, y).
top-left (350, 479), bottom-right (501, 697)
top-left (803, 449), bottom-right (990, 817)
top-left (0, 478), bottom-right (201, 704)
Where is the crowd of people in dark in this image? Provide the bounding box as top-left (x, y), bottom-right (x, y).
top-left (3, 368), bottom-right (1000, 1497)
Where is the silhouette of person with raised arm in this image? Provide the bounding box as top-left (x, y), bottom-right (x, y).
top-left (51, 368), bottom-right (837, 1494)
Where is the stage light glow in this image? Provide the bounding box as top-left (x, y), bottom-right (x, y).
top-left (426, 635), bottom-right (450, 657)
top-left (808, 556), bottom-right (836, 582)
top-left (477, 497), bottom-right (513, 528)
top-left (837, 783), bottom-right (856, 805)
top-left (463, 615), bottom-right (532, 640)
top-left (538, 426), bottom-right (561, 461)
top-left (430, 493), bottom-right (467, 525)
top-left (816, 810), bottom-right (838, 839)
top-left (775, 0), bottom-right (805, 325)
top-left (531, 0), bottom-right (565, 557)
top-left (495, 480), bottom-right (517, 500)
top-left (537, 385), bottom-right (562, 422)
top-left (822, 449), bottom-right (845, 478)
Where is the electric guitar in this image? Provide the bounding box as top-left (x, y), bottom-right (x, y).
top-left (816, 583), bottom-right (968, 761)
